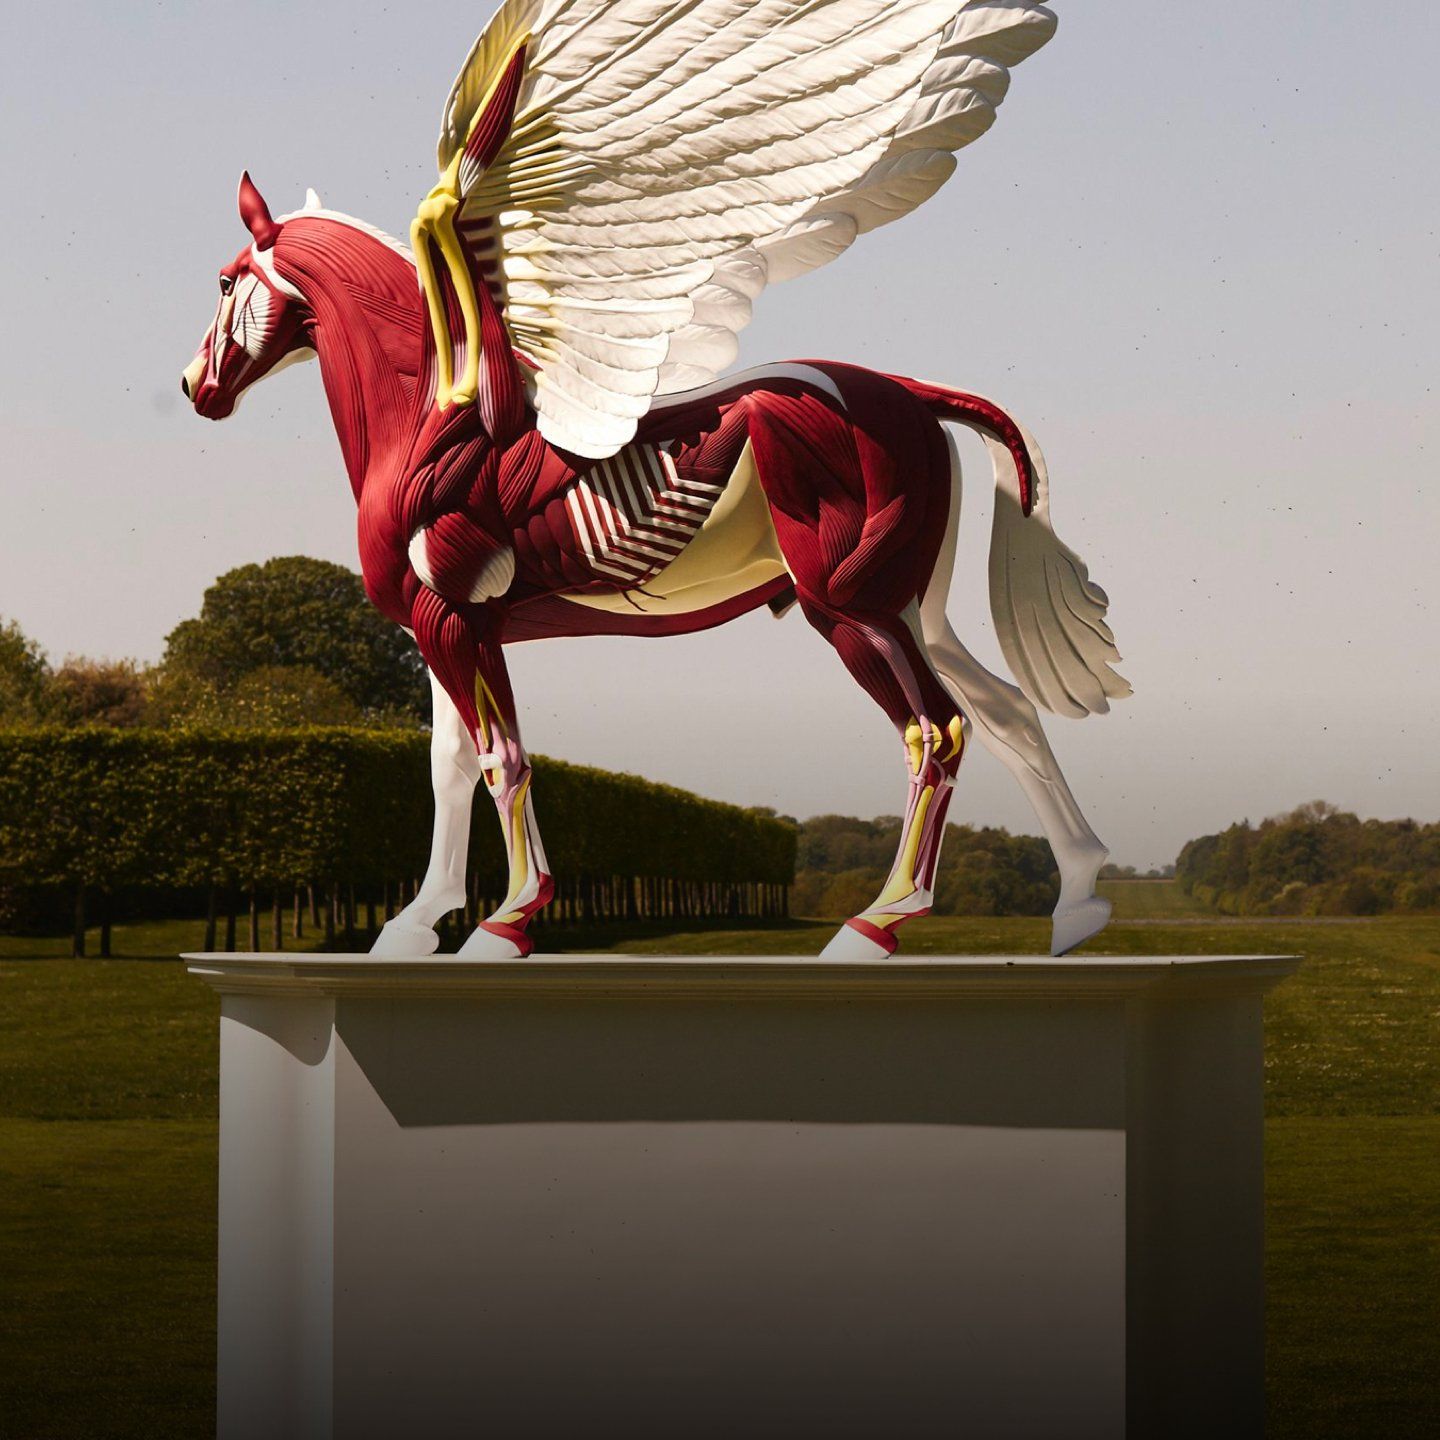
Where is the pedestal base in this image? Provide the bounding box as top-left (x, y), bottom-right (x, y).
top-left (187, 954), bottom-right (1298, 1440)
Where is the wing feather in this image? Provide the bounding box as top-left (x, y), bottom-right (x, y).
top-left (423, 0), bottom-right (1058, 452)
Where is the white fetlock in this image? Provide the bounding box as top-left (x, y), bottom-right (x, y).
top-left (1054, 841), bottom-right (1110, 916)
top-left (820, 921), bottom-right (898, 962)
top-left (1050, 897), bottom-right (1112, 957)
top-left (370, 919), bottom-right (441, 958)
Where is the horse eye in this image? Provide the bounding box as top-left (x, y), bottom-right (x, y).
top-left (219, 275), bottom-right (235, 294)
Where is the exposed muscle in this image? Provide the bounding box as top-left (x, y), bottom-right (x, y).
top-left (187, 213), bottom-right (1119, 963)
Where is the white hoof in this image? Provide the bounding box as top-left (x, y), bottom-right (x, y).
top-left (457, 922), bottom-right (530, 960)
top-left (1050, 897), bottom-right (1112, 957)
top-left (819, 921), bottom-right (897, 961)
top-left (370, 919), bottom-right (441, 958)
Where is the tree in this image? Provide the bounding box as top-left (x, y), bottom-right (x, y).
top-left (147, 665), bottom-right (362, 730)
top-left (1176, 804), bottom-right (1440, 916)
top-left (789, 814), bottom-right (1058, 918)
top-left (0, 618), bottom-right (53, 726)
top-left (162, 557), bottom-right (427, 719)
top-left (50, 658), bottom-right (148, 727)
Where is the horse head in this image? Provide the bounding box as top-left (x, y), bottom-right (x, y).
top-left (181, 173), bottom-right (321, 419)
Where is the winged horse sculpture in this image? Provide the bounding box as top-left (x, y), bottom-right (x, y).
top-left (181, 0), bottom-right (1129, 960)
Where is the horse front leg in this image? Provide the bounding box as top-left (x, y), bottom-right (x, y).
top-left (457, 661), bottom-right (554, 960)
top-left (820, 708), bottom-right (966, 960)
top-left (371, 669), bottom-right (482, 956)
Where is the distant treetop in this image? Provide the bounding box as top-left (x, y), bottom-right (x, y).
top-left (0, 618), bottom-right (54, 727)
top-left (162, 557), bottom-right (427, 721)
top-left (1177, 803), bottom-right (1440, 916)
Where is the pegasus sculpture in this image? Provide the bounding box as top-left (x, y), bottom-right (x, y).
top-left (181, 0), bottom-right (1128, 961)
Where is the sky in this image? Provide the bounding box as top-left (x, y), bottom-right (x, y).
top-left (1, 2), bottom-right (1436, 868)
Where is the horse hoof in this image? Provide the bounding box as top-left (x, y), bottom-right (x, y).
top-left (369, 920), bottom-right (441, 957)
top-left (1050, 897), bottom-right (1112, 957)
top-left (820, 918), bottom-right (899, 961)
top-left (457, 920), bottom-right (534, 960)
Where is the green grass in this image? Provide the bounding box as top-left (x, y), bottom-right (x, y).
top-left (0, 916), bottom-right (329, 963)
top-left (0, 960), bottom-right (217, 1122)
top-left (0, 1120), bottom-right (216, 1440)
top-left (1099, 875), bottom-right (1217, 917)
top-left (1266, 1118), bottom-right (1440, 1439)
top-left (2, 889), bottom-right (1438, 1436)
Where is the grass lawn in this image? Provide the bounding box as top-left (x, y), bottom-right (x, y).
top-left (2, 884), bottom-right (1437, 1436)
top-left (1097, 875), bottom-right (1217, 918)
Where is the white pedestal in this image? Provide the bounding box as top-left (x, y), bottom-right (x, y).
top-left (187, 954), bottom-right (1298, 1440)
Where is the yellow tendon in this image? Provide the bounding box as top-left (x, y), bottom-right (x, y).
top-left (411, 157), bottom-right (478, 410)
top-left (906, 714), bottom-right (966, 774)
top-left (905, 719), bottom-right (925, 776)
top-left (413, 35), bottom-right (529, 411)
top-left (473, 672), bottom-right (511, 754)
top-left (872, 784), bottom-right (934, 910)
top-left (495, 773), bottom-right (532, 924)
top-left (944, 713), bottom-right (965, 763)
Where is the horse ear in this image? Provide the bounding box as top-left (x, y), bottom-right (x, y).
top-left (304, 187), bottom-right (324, 211)
top-left (237, 171), bottom-right (281, 249)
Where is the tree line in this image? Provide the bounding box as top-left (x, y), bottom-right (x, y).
top-left (1176, 801), bottom-right (1440, 916)
top-left (0, 729), bottom-right (795, 955)
top-left (792, 813), bottom-right (1061, 918)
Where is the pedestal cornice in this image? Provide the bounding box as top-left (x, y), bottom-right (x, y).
top-left (186, 952), bottom-right (1300, 1002)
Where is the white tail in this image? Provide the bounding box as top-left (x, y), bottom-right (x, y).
top-left (980, 420), bottom-right (1131, 718)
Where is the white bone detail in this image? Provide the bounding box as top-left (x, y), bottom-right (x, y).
top-left (468, 545), bottom-right (516, 602)
top-left (409, 528), bottom-right (516, 603)
top-left (249, 241), bottom-right (305, 302)
top-left (564, 446), bottom-right (722, 586)
top-left (408, 530), bottom-right (438, 591)
top-left (232, 276), bottom-right (272, 360)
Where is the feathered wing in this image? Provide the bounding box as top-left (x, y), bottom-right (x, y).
top-left (659, 1), bottom-right (1058, 391)
top-left (417, 0), bottom-right (1058, 457)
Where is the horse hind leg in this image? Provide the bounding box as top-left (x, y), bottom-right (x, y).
top-left (923, 624), bottom-right (1111, 955)
top-left (919, 433), bottom-right (1110, 955)
top-left (800, 599), bottom-right (967, 960)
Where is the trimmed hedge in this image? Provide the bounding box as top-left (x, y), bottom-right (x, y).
top-left (1176, 804), bottom-right (1440, 917)
top-left (0, 728), bottom-right (795, 949)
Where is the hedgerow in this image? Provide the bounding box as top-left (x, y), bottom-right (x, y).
top-left (0, 728), bottom-right (795, 951)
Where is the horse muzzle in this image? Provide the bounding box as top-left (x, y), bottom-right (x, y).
top-left (182, 356), bottom-right (236, 419)
top-left (180, 355), bottom-right (207, 403)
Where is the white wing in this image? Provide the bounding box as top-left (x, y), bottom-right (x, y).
top-left (658, 1), bottom-right (1058, 391)
top-left (421, 0), bottom-right (1058, 457)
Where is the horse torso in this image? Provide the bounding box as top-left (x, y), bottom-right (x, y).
top-left (272, 224), bottom-right (947, 639)
top-left (359, 360), bottom-right (949, 639)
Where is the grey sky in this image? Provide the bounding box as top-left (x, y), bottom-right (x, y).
top-left (2, 2), bottom-right (1436, 867)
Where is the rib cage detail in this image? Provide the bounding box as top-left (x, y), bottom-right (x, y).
top-left (564, 444), bottom-right (724, 586)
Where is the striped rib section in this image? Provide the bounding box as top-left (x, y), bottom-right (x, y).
top-left (564, 445), bottom-right (723, 586)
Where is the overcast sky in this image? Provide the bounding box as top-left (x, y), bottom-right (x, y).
top-left (2, 2), bottom-right (1436, 867)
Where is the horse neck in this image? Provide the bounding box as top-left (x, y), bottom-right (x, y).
top-left (274, 217), bottom-right (424, 500)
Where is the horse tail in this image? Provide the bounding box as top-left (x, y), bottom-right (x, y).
top-left (892, 375), bottom-right (1132, 719)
